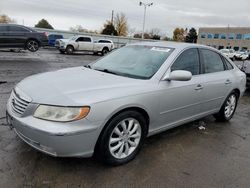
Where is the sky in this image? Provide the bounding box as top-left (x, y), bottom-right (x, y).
top-left (0, 0), bottom-right (250, 37)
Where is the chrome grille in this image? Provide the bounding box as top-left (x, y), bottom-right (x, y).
top-left (10, 90), bottom-right (30, 115)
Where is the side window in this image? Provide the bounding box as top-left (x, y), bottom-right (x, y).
top-left (223, 57), bottom-right (234, 70)
top-left (200, 49), bottom-right (225, 73)
top-left (0, 26), bottom-right (8, 32)
top-left (171, 48), bottom-right (200, 75)
top-left (76, 37), bottom-right (84, 42)
top-left (83, 37), bottom-right (91, 42)
top-left (9, 26), bottom-right (29, 32)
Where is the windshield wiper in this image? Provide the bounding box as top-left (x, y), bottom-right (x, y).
top-left (94, 68), bottom-right (117, 75)
top-left (83, 64), bottom-right (92, 69)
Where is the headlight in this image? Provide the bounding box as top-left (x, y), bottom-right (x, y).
top-left (34, 105), bottom-right (90, 122)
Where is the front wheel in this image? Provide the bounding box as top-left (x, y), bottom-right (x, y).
top-left (66, 46), bottom-right (74, 55)
top-left (26, 40), bottom-right (39, 52)
top-left (95, 110), bottom-right (147, 166)
top-left (101, 48), bottom-right (109, 56)
top-left (213, 91), bottom-right (238, 121)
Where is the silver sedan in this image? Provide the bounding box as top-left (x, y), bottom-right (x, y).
top-left (6, 42), bottom-right (246, 165)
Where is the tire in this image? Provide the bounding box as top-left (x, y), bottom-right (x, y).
top-left (26, 39), bottom-right (39, 52)
top-left (95, 110), bottom-right (147, 166)
top-left (59, 50), bottom-right (65, 54)
top-left (66, 45), bottom-right (74, 55)
top-left (213, 91), bottom-right (238, 122)
top-left (101, 47), bottom-right (109, 56)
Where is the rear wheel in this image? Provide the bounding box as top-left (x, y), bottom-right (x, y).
top-left (26, 39), bottom-right (39, 52)
top-left (213, 91), bottom-right (238, 121)
top-left (66, 46), bottom-right (74, 55)
top-left (95, 110), bottom-right (147, 166)
top-left (101, 47), bottom-right (109, 56)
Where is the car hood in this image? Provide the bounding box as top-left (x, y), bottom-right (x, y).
top-left (57, 39), bottom-right (69, 43)
top-left (16, 67), bottom-right (152, 106)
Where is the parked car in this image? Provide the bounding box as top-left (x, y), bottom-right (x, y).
top-left (0, 24), bottom-right (48, 52)
top-left (235, 51), bottom-right (249, 60)
top-left (48, 34), bottom-right (63, 46)
top-left (55, 35), bottom-right (113, 55)
top-left (6, 42), bottom-right (246, 165)
top-left (240, 61), bottom-right (250, 85)
top-left (220, 49), bottom-right (236, 61)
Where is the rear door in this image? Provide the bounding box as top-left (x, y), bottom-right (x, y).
top-left (0, 25), bottom-right (9, 47)
top-left (5, 25), bottom-right (29, 47)
top-left (198, 48), bottom-right (233, 113)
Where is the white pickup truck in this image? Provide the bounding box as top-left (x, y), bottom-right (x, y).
top-left (55, 35), bottom-right (114, 55)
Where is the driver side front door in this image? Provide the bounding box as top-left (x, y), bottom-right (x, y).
top-left (156, 48), bottom-right (204, 130)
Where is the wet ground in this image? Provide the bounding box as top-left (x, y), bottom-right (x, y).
top-left (0, 49), bottom-right (250, 188)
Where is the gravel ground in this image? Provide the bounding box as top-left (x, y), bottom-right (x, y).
top-left (0, 48), bottom-right (250, 188)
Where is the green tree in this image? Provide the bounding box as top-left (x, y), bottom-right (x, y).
top-left (185, 28), bottom-right (198, 43)
top-left (35, 19), bottom-right (54, 29)
top-left (101, 21), bottom-right (118, 36)
top-left (173, 28), bottom-right (185, 42)
top-left (0, 14), bottom-right (15, 23)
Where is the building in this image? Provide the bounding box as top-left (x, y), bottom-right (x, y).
top-left (197, 27), bottom-right (250, 51)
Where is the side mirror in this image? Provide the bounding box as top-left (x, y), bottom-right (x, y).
top-left (164, 70), bottom-right (192, 81)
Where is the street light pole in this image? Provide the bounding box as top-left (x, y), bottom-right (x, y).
top-left (139, 1), bottom-right (153, 39)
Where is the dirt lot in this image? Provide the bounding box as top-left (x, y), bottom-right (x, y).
top-left (0, 49), bottom-right (250, 188)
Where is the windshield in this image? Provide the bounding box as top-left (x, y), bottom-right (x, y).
top-left (220, 49), bottom-right (229, 53)
top-left (92, 45), bottom-right (174, 79)
top-left (69, 36), bottom-right (78, 41)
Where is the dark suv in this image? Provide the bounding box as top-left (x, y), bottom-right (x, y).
top-left (0, 24), bottom-right (48, 52)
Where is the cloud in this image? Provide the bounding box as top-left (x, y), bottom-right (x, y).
top-left (0, 0), bottom-right (249, 37)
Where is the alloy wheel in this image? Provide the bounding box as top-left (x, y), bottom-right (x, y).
top-left (27, 40), bottom-right (39, 52)
top-left (224, 94), bottom-right (236, 118)
top-left (109, 118), bottom-right (141, 159)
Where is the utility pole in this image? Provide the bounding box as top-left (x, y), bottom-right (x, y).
top-left (111, 10), bottom-right (114, 25)
top-left (139, 1), bottom-right (153, 39)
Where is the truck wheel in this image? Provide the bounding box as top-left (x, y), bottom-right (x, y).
top-left (26, 39), bottom-right (39, 52)
top-left (59, 50), bottom-right (65, 54)
top-left (66, 46), bottom-right (74, 55)
top-left (102, 48), bottom-right (109, 56)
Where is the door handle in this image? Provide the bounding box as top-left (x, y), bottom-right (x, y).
top-left (195, 84), bottom-right (203, 90)
top-left (225, 79), bottom-right (232, 85)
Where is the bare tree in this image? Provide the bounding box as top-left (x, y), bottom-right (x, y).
top-left (0, 14), bottom-right (15, 23)
top-left (114, 13), bottom-right (128, 36)
top-left (70, 25), bottom-right (99, 34)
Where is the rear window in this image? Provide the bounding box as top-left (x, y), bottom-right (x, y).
top-left (9, 26), bottom-right (30, 32)
top-left (200, 49), bottom-right (225, 73)
top-left (98, 40), bottom-right (111, 43)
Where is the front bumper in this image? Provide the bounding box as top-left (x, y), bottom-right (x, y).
top-left (6, 101), bottom-right (103, 157)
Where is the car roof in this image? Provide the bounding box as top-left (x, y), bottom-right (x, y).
top-left (129, 41), bottom-right (215, 51)
top-left (0, 23), bottom-right (25, 26)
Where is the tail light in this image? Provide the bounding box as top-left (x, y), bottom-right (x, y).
top-left (43, 32), bottom-right (48, 38)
